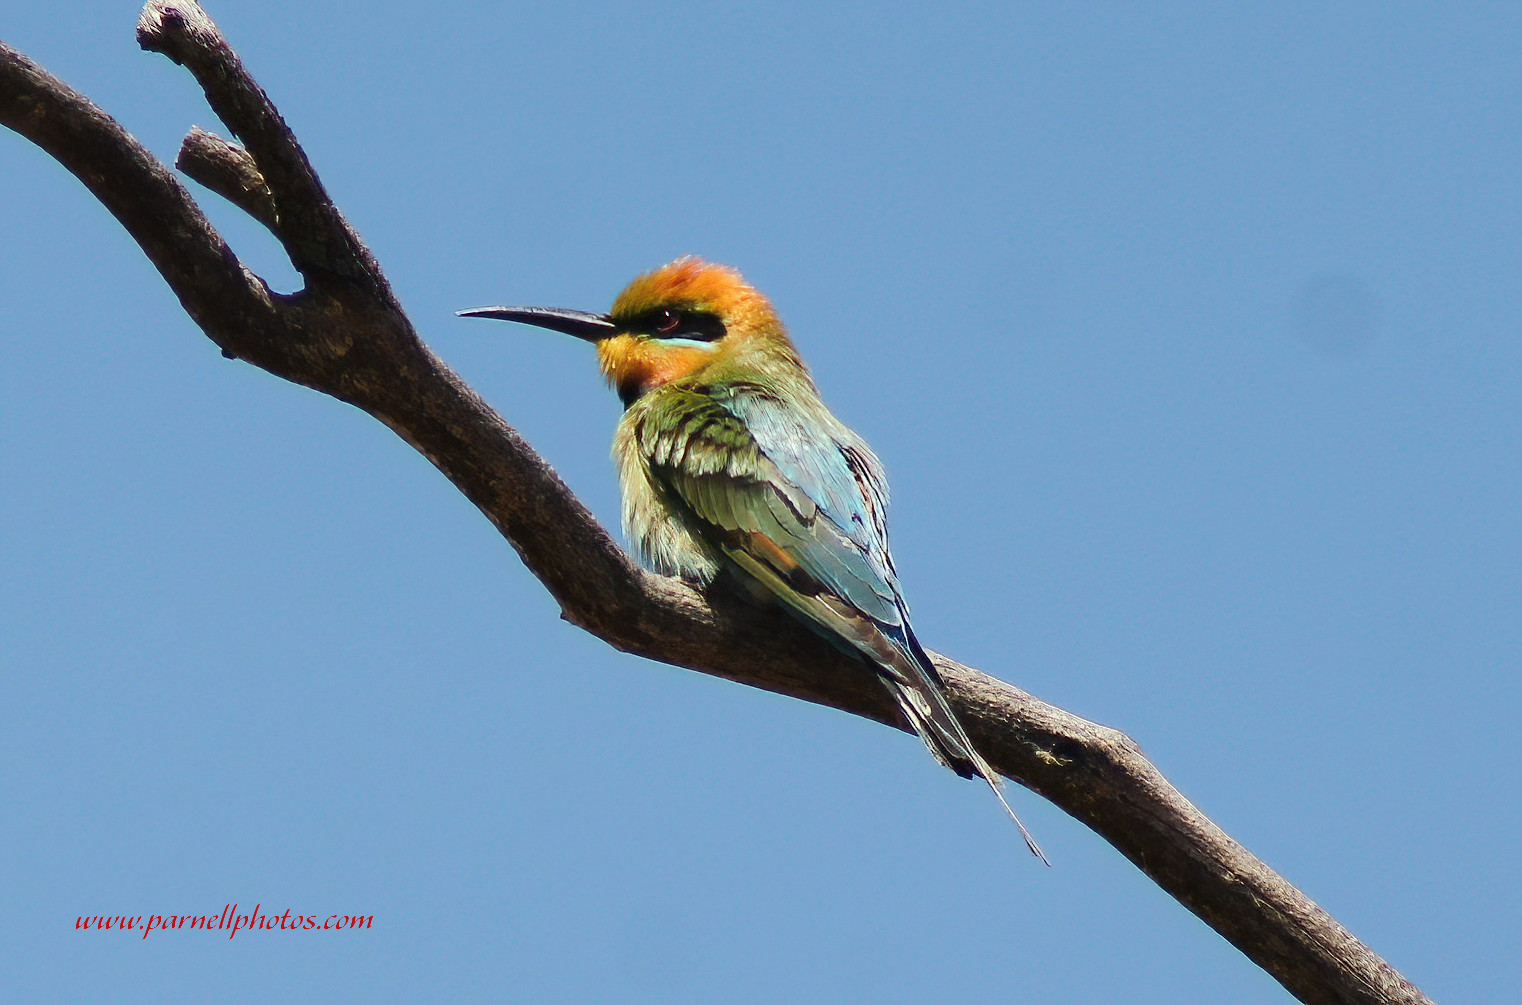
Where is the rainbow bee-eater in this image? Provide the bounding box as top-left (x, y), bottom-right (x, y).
top-left (460, 257), bottom-right (1045, 860)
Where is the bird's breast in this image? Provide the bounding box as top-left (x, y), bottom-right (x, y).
top-left (612, 404), bottom-right (723, 583)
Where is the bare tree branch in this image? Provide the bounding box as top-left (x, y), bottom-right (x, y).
top-left (136, 0), bottom-right (388, 296)
top-left (0, 35), bottom-right (272, 353)
top-left (177, 126), bottom-right (276, 232)
top-left (0, 5), bottom-right (1434, 1004)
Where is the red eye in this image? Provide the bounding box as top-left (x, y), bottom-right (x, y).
top-left (653, 309), bottom-right (682, 334)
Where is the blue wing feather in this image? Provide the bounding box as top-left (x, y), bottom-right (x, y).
top-left (635, 381), bottom-right (1049, 860)
top-left (724, 389), bottom-right (897, 585)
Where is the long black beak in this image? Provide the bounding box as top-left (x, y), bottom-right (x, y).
top-left (455, 305), bottom-right (617, 342)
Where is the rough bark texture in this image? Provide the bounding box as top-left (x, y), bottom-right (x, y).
top-left (0, 6), bottom-right (1432, 1004)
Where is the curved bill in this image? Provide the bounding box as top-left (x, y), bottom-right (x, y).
top-left (456, 305), bottom-right (616, 342)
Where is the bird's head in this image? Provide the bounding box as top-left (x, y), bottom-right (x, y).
top-left (459, 257), bottom-right (797, 404)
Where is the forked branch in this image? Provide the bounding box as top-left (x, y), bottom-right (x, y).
top-left (0, 6), bottom-right (1431, 1004)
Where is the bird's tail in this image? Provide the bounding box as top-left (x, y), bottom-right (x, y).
top-left (882, 633), bottom-right (1049, 865)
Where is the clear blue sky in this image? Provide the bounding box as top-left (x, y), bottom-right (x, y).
top-left (3, 3), bottom-right (1517, 1002)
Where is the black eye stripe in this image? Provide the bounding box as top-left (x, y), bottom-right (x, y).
top-left (624, 307), bottom-right (727, 342)
top-left (670, 311), bottom-right (726, 342)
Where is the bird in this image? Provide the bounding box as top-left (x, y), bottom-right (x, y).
top-left (459, 256), bottom-right (1046, 861)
